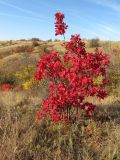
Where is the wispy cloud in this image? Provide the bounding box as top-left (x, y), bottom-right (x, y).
top-left (88, 0), bottom-right (120, 12)
top-left (0, 0), bottom-right (49, 19)
top-left (97, 23), bottom-right (118, 33)
top-left (0, 12), bottom-right (51, 23)
top-left (81, 23), bottom-right (120, 40)
top-left (82, 28), bottom-right (99, 37)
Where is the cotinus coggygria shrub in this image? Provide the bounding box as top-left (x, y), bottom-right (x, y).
top-left (34, 12), bottom-right (110, 123)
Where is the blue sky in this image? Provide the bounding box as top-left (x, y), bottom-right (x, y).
top-left (0, 0), bottom-right (120, 41)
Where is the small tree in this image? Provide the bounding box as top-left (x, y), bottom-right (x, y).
top-left (34, 13), bottom-right (110, 123)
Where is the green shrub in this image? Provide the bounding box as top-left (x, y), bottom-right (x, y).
top-left (32, 41), bottom-right (39, 47)
top-left (31, 38), bottom-right (40, 41)
top-left (89, 38), bottom-right (100, 48)
top-left (0, 72), bottom-right (17, 85)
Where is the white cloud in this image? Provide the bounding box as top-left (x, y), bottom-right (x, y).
top-left (0, 12), bottom-right (51, 23)
top-left (0, 0), bottom-right (48, 19)
top-left (97, 23), bottom-right (118, 33)
top-left (88, 0), bottom-right (120, 12)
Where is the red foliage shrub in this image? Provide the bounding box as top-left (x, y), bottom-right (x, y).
top-left (0, 84), bottom-right (13, 91)
top-left (55, 12), bottom-right (68, 36)
top-left (12, 45), bottom-right (34, 53)
top-left (112, 49), bottom-right (120, 54)
top-left (34, 13), bottom-right (110, 123)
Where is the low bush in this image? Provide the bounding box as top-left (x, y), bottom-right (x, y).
top-left (12, 45), bottom-right (34, 53)
top-left (34, 13), bottom-right (110, 123)
top-left (89, 38), bottom-right (100, 48)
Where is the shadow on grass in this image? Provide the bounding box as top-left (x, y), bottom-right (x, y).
top-left (94, 100), bottom-right (120, 125)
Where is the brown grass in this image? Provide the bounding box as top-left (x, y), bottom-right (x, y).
top-left (0, 90), bottom-right (120, 160)
top-left (0, 40), bottom-right (120, 160)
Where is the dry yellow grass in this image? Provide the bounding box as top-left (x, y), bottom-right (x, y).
top-left (0, 40), bottom-right (120, 160)
top-left (0, 90), bottom-right (120, 160)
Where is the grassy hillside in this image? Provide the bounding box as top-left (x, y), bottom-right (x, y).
top-left (0, 39), bottom-right (120, 160)
top-left (0, 39), bottom-right (119, 95)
